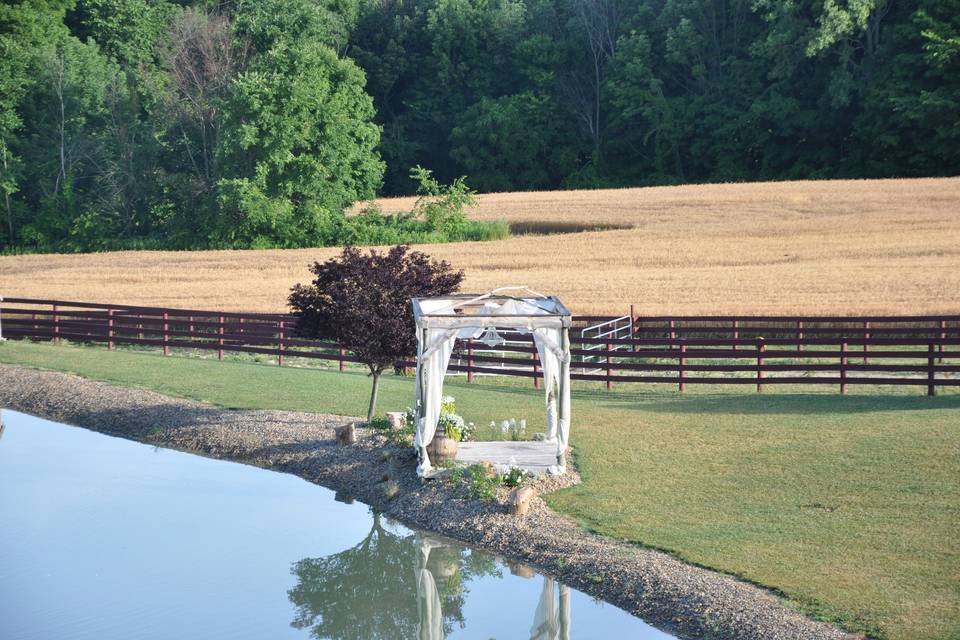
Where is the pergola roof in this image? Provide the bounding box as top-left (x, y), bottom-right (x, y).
top-left (412, 287), bottom-right (572, 330)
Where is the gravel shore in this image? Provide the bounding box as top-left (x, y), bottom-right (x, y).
top-left (0, 364), bottom-right (859, 640)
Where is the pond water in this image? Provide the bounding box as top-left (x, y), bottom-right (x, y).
top-left (0, 410), bottom-right (675, 640)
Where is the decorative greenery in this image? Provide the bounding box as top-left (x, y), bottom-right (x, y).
top-left (465, 464), bottom-right (501, 501)
top-left (502, 466), bottom-right (528, 489)
top-left (367, 416), bottom-right (391, 430)
top-left (436, 395), bottom-right (475, 442)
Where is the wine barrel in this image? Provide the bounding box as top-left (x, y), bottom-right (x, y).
top-left (426, 433), bottom-right (458, 464)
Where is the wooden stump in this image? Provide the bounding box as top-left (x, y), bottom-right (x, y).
top-left (509, 487), bottom-right (536, 517)
top-left (335, 423), bottom-right (356, 445)
top-left (386, 411), bottom-right (406, 430)
top-left (508, 562), bottom-right (536, 579)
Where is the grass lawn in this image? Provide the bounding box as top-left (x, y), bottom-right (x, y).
top-left (1, 340), bottom-right (957, 639)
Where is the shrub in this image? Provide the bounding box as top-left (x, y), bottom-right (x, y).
top-left (466, 464), bottom-right (501, 501)
top-left (368, 416), bottom-right (391, 430)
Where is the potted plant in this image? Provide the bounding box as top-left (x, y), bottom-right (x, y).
top-left (426, 396), bottom-right (472, 463)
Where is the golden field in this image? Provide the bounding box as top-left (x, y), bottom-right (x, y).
top-left (2, 177), bottom-right (959, 315)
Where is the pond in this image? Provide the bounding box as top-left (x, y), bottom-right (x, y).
top-left (0, 409), bottom-right (676, 640)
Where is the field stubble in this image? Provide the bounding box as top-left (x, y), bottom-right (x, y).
top-left (1, 177), bottom-right (958, 315)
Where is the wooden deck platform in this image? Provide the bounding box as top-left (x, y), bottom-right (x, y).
top-left (455, 440), bottom-right (559, 475)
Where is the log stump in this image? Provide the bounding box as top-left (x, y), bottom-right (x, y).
top-left (509, 487), bottom-right (536, 517)
top-left (335, 423), bottom-right (356, 445)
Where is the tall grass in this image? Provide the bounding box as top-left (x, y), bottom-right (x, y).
top-left (2, 177), bottom-right (958, 315)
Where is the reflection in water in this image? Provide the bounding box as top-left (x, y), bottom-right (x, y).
top-left (289, 512), bottom-right (571, 640)
top-left (0, 410), bottom-right (673, 640)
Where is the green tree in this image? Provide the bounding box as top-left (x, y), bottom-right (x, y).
top-left (450, 92), bottom-right (575, 191)
top-left (215, 39), bottom-right (383, 247)
top-left (0, 0), bottom-right (72, 248)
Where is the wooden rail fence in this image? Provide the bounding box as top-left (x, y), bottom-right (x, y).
top-left (1, 297), bottom-right (958, 395)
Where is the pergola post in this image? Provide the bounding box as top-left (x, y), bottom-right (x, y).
top-left (557, 325), bottom-right (571, 470)
top-left (414, 325), bottom-right (429, 471)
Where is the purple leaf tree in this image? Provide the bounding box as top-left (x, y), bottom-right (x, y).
top-left (289, 245), bottom-right (464, 421)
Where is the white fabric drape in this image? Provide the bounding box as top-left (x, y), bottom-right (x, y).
top-left (533, 327), bottom-right (562, 439)
top-left (558, 584), bottom-right (570, 639)
top-left (414, 327), bottom-right (458, 476)
top-left (530, 577), bottom-right (559, 640)
top-left (529, 577), bottom-right (571, 640)
top-left (533, 327), bottom-right (570, 475)
top-left (415, 538), bottom-right (444, 640)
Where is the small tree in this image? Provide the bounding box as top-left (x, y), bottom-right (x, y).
top-left (289, 245), bottom-right (464, 421)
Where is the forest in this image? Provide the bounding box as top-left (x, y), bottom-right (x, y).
top-left (0, 0), bottom-right (957, 252)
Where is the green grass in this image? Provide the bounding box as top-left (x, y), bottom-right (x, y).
top-left (1, 340), bottom-right (957, 639)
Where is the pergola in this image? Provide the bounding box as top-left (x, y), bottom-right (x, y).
top-left (411, 287), bottom-right (573, 477)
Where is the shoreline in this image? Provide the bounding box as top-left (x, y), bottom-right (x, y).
top-left (0, 364), bottom-right (858, 640)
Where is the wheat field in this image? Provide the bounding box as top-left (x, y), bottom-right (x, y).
top-left (2, 177), bottom-right (958, 315)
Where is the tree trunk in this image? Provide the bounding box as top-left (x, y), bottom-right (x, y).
top-left (2, 144), bottom-right (12, 244)
top-left (367, 370), bottom-right (381, 422)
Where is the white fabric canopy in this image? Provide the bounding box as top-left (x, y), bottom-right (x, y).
top-left (412, 289), bottom-right (572, 476)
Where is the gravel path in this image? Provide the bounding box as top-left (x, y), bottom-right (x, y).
top-left (0, 364), bottom-right (860, 640)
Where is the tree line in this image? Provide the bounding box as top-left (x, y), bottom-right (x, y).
top-left (1, 0), bottom-right (957, 252)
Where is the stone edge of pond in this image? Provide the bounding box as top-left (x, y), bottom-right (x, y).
top-left (0, 364), bottom-right (862, 640)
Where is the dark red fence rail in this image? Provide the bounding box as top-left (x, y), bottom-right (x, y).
top-left (2, 297), bottom-right (958, 395)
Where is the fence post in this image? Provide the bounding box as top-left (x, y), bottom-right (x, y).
top-left (757, 337), bottom-right (765, 393)
top-left (669, 319), bottom-right (676, 345)
top-left (339, 346), bottom-right (345, 372)
top-left (863, 321), bottom-right (870, 363)
top-left (928, 342), bottom-right (936, 397)
top-left (606, 341), bottom-right (613, 390)
top-left (629, 304), bottom-right (636, 353)
top-left (633, 312), bottom-right (641, 353)
top-left (278, 319), bottom-right (285, 367)
top-left (467, 338), bottom-right (475, 383)
top-left (108, 308), bottom-right (114, 350)
top-left (532, 345), bottom-right (540, 389)
top-left (797, 319), bottom-right (804, 352)
top-left (137, 314), bottom-right (143, 341)
top-left (732, 319), bottom-right (739, 351)
top-left (218, 315), bottom-right (224, 360)
top-left (940, 319), bottom-right (946, 364)
top-left (840, 338), bottom-right (848, 395)
top-left (678, 343), bottom-right (686, 392)
top-left (53, 304), bottom-right (60, 345)
top-left (163, 311), bottom-right (169, 356)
